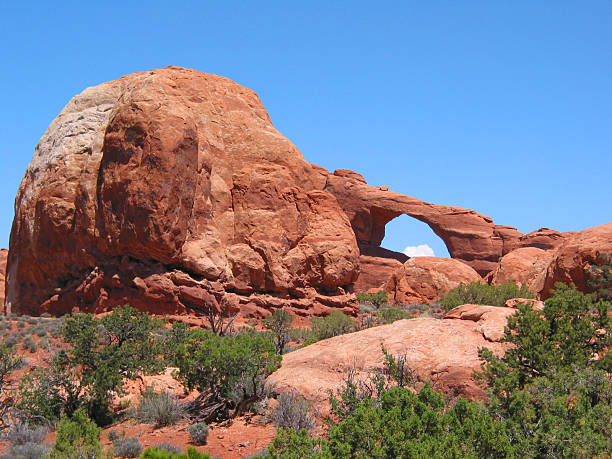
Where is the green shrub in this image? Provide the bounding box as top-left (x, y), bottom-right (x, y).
top-left (355, 290), bottom-right (388, 309)
top-left (139, 447), bottom-right (210, 459)
top-left (186, 423), bottom-right (209, 446)
top-left (269, 392), bottom-right (314, 431)
top-left (49, 407), bottom-right (102, 458)
top-left (263, 309), bottom-right (294, 355)
top-left (440, 281), bottom-right (534, 311)
top-left (267, 428), bottom-right (329, 459)
top-left (306, 311), bottom-right (357, 344)
top-left (476, 283), bottom-right (612, 457)
top-left (376, 307), bottom-right (407, 324)
top-left (133, 387), bottom-right (183, 427)
top-left (171, 328), bottom-right (281, 420)
top-left (18, 305), bottom-right (165, 425)
top-left (151, 443), bottom-right (182, 454)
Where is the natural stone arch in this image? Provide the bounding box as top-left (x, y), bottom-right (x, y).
top-left (324, 169), bottom-right (524, 276)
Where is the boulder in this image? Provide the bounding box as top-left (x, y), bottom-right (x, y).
top-left (542, 222), bottom-right (612, 297)
top-left (385, 257), bottom-right (482, 305)
top-left (268, 304), bottom-right (513, 412)
top-left (486, 247), bottom-right (554, 296)
top-left (353, 244), bottom-right (407, 292)
top-left (6, 67), bottom-right (359, 315)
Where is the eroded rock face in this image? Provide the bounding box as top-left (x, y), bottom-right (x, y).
top-left (268, 304), bottom-right (513, 412)
top-left (385, 257), bottom-right (482, 305)
top-left (7, 67), bottom-right (359, 315)
top-left (486, 247), bottom-right (554, 296)
top-left (10, 66), bottom-right (589, 316)
top-left (542, 222), bottom-right (612, 297)
top-left (0, 249), bottom-right (7, 313)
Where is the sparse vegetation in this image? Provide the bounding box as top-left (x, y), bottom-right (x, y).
top-left (18, 306), bottom-right (165, 425)
top-left (113, 436), bottom-right (143, 458)
top-left (186, 423), bottom-right (209, 445)
top-left (170, 326), bottom-right (281, 421)
top-left (266, 282), bottom-right (612, 457)
top-left (355, 290), bottom-right (388, 309)
top-left (139, 447), bottom-right (211, 459)
top-left (306, 310), bottom-right (357, 344)
top-left (49, 407), bottom-right (102, 458)
top-left (133, 387), bottom-right (183, 427)
top-left (440, 281), bottom-right (534, 311)
top-left (269, 392), bottom-right (314, 431)
top-left (263, 308), bottom-right (294, 355)
top-left (587, 252), bottom-right (612, 301)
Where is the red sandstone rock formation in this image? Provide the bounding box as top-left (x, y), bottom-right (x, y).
top-left (268, 303), bottom-right (514, 412)
top-left (542, 222), bottom-right (612, 298)
top-left (486, 247), bottom-right (554, 296)
top-left (323, 169), bottom-right (523, 276)
top-left (9, 66), bottom-right (594, 316)
top-left (7, 67), bottom-right (359, 316)
top-left (385, 257), bottom-right (482, 304)
top-left (0, 249), bottom-right (7, 313)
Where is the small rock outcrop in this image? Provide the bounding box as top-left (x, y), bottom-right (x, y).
top-left (486, 247), bottom-right (554, 296)
top-left (268, 303), bottom-right (514, 411)
top-left (542, 222), bottom-right (612, 297)
top-left (385, 257), bottom-right (482, 305)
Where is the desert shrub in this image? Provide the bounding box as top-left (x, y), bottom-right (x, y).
top-left (22, 335), bottom-right (37, 353)
top-left (24, 317), bottom-right (38, 325)
top-left (1, 442), bottom-right (50, 459)
top-left (306, 311), bottom-right (356, 344)
top-left (0, 322), bottom-right (11, 331)
top-left (19, 306), bottom-right (165, 425)
top-left (152, 443), bottom-right (182, 454)
top-left (377, 307), bottom-right (407, 324)
top-left (133, 387), bottom-right (183, 427)
top-left (16, 320), bottom-right (25, 329)
top-left (267, 428), bottom-right (329, 459)
top-left (113, 437), bottom-right (143, 458)
top-left (139, 447), bottom-right (211, 459)
top-left (269, 392), bottom-right (314, 431)
top-left (30, 325), bottom-right (47, 337)
top-left (186, 423), bottom-right (209, 445)
top-left (381, 346), bottom-right (416, 388)
top-left (440, 281), bottom-right (534, 311)
top-left (329, 385), bottom-right (513, 457)
top-left (171, 328), bottom-right (281, 421)
top-left (4, 334), bottom-right (19, 347)
top-left (263, 309), bottom-right (293, 355)
top-left (355, 290), bottom-right (388, 309)
top-left (475, 283), bottom-right (612, 456)
top-left (38, 336), bottom-right (50, 350)
top-left (0, 344), bottom-right (23, 429)
top-left (107, 430), bottom-right (122, 442)
top-left (587, 253), bottom-right (612, 300)
top-left (4, 421), bottom-right (47, 445)
top-left (49, 407), bottom-right (102, 458)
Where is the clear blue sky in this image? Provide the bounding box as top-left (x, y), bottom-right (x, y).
top-left (1, 1), bottom-right (611, 257)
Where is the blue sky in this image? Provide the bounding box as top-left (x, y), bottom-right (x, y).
top-left (1, 2), bottom-right (611, 256)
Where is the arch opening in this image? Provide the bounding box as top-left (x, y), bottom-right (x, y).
top-left (381, 214), bottom-right (450, 259)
